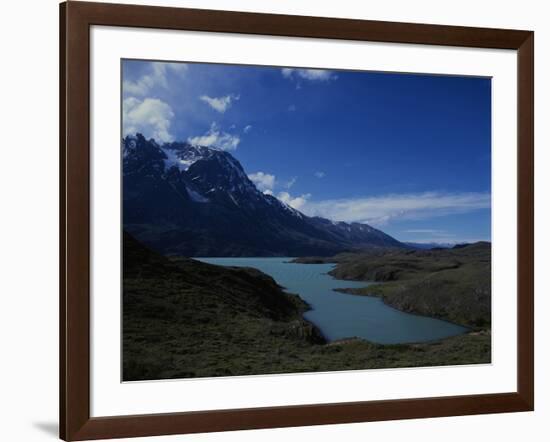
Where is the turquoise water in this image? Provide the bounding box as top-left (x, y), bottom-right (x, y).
top-left (197, 257), bottom-right (468, 344)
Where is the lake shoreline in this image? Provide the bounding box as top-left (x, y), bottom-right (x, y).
top-left (332, 286), bottom-right (473, 334)
top-left (200, 257), bottom-right (469, 345)
top-left (311, 270), bottom-right (474, 346)
top-left (124, 232), bottom-right (490, 381)
top-left (291, 242), bottom-right (491, 332)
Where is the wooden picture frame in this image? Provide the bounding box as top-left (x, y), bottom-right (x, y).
top-left (60, 1), bottom-right (534, 440)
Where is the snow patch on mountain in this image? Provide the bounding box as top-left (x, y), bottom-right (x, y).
top-left (161, 147), bottom-right (197, 171)
top-left (186, 187), bottom-right (209, 203)
top-left (160, 144), bottom-right (217, 172)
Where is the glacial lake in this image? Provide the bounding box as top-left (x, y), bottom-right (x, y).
top-left (197, 257), bottom-right (468, 344)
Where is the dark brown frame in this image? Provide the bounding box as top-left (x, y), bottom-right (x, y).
top-left (60, 1), bottom-right (534, 440)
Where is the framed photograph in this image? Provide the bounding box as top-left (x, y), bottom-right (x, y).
top-left (60, 1), bottom-right (534, 440)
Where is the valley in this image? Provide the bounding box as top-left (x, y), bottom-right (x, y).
top-left (123, 232), bottom-right (490, 381)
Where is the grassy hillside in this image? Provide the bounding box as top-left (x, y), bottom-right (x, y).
top-left (123, 231), bottom-right (324, 381)
top-left (123, 233), bottom-right (490, 381)
top-left (329, 243), bottom-right (491, 329)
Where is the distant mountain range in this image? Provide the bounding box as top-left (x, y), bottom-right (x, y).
top-left (123, 134), bottom-right (405, 256)
top-left (404, 242), bottom-right (469, 250)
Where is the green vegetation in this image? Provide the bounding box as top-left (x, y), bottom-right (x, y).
top-left (123, 233), bottom-right (490, 381)
top-left (329, 243), bottom-right (491, 329)
top-left (123, 231), bottom-right (323, 381)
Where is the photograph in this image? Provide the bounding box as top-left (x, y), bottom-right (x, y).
top-left (0, 0), bottom-right (542, 441)
top-left (121, 59), bottom-right (492, 381)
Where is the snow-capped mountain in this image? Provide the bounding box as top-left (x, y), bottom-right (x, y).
top-left (123, 134), bottom-right (405, 256)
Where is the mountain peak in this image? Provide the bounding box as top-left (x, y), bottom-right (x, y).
top-left (123, 133), bottom-right (405, 256)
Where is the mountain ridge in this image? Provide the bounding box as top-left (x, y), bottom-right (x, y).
top-left (123, 133), bottom-right (406, 257)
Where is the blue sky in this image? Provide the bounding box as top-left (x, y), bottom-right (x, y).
top-left (122, 59), bottom-right (491, 244)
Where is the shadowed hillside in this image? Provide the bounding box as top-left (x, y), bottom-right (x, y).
top-left (123, 231), bottom-right (324, 380)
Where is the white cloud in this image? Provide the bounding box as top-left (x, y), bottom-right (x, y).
top-left (299, 192), bottom-right (491, 226)
top-left (277, 192), bottom-right (311, 210)
top-left (123, 97), bottom-right (174, 143)
top-left (401, 229), bottom-right (490, 244)
top-left (243, 125), bottom-right (253, 133)
top-left (248, 172), bottom-right (276, 192)
top-left (285, 177), bottom-right (297, 189)
top-left (299, 70), bottom-right (336, 81)
top-left (402, 229), bottom-right (460, 241)
top-left (405, 236), bottom-right (488, 245)
top-left (199, 94), bottom-right (239, 113)
top-left (314, 171), bottom-right (325, 178)
top-left (281, 68), bottom-right (294, 79)
top-left (123, 62), bottom-right (187, 97)
top-left (188, 122), bottom-right (240, 151)
top-left (282, 68), bottom-right (336, 82)
top-left (403, 229), bottom-right (451, 235)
